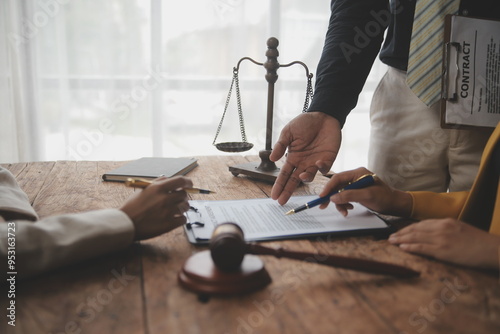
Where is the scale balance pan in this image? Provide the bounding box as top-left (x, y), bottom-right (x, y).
top-left (215, 142), bottom-right (254, 153)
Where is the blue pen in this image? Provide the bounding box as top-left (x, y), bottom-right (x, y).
top-left (285, 173), bottom-right (376, 215)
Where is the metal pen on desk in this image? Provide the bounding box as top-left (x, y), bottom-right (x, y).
top-left (124, 178), bottom-right (216, 194)
top-left (285, 173), bottom-right (376, 215)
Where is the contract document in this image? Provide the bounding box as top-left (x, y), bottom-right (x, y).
top-left (184, 196), bottom-right (390, 245)
top-left (442, 15), bottom-right (500, 128)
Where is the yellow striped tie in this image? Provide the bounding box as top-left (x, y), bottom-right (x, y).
top-left (406, 0), bottom-right (460, 106)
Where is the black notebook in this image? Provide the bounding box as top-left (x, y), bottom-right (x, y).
top-left (102, 157), bottom-right (198, 182)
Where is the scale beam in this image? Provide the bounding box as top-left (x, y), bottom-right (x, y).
top-left (214, 37), bottom-right (313, 183)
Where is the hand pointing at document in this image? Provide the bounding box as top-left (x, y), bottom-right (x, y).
top-left (270, 112), bottom-right (342, 205)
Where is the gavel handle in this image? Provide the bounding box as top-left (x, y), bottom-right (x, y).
top-left (247, 244), bottom-right (419, 278)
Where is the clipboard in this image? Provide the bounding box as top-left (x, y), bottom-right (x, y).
top-left (183, 196), bottom-right (392, 245)
top-left (441, 15), bottom-right (500, 129)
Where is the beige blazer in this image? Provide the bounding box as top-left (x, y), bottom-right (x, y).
top-left (0, 167), bottom-right (135, 280)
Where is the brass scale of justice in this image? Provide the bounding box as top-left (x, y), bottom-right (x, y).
top-left (212, 37), bottom-right (313, 182)
top-left (178, 38), bottom-right (420, 297)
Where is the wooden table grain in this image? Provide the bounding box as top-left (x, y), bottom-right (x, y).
top-left (1, 156), bottom-right (499, 334)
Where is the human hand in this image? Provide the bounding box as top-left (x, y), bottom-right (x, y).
top-left (270, 112), bottom-right (341, 205)
top-left (389, 219), bottom-right (500, 269)
top-left (318, 167), bottom-right (412, 217)
top-left (120, 176), bottom-right (193, 240)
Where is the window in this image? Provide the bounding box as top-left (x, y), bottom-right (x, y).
top-left (1, 0), bottom-right (385, 172)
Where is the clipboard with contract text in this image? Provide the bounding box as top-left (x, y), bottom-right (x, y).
top-left (441, 15), bottom-right (500, 128)
top-left (183, 196), bottom-right (390, 245)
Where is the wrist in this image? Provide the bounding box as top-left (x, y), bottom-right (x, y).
top-left (306, 106), bottom-right (346, 128)
top-left (307, 110), bottom-right (340, 123)
top-left (390, 190), bottom-right (413, 217)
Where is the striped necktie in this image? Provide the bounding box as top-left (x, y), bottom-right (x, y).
top-left (406, 0), bottom-right (460, 106)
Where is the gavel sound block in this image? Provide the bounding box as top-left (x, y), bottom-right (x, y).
top-left (178, 223), bottom-right (272, 296)
top-left (178, 223), bottom-right (419, 296)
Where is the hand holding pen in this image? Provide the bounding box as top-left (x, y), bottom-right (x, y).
top-left (317, 167), bottom-right (413, 218)
top-left (286, 172), bottom-right (376, 215)
top-left (120, 176), bottom-right (195, 240)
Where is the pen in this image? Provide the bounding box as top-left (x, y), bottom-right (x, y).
top-left (285, 173), bottom-right (376, 215)
top-left (124, 178), bottom-right (216, 194)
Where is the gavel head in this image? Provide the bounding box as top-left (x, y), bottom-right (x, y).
top-left (209, 222), bottom-right (247, 272)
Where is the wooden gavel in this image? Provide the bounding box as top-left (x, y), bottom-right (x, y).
top-left (210, 222), bottom-right (419, 278)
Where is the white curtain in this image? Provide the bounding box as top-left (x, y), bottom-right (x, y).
top-left (1, 0), bottom-right (43, 162)
top-left (0, 0), bottom-right (385, 172)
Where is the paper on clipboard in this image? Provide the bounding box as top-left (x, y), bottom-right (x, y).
top-left (183, 196), bottom-right (390, 245)
top-left (441, 15), bottom-right (500, 128)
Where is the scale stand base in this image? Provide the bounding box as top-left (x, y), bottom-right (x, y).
top-left (229, 150), bottom-right (280, 183)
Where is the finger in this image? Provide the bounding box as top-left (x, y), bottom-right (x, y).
top-left (344, 203), bottom-right (354, 211)
top-left (173, 204), bottom-right (189, 217)
top-left (398, 243), bottom-right (439, 258)
top-left (156, 176), bottom-right (193, 192)
top-left (319, 168), bottom-right (370, 197)
top-left (319, 175), bottom-right (343, 198)
top-left (164, 190), bottom-right (189, 206)
top-left (316, 160), bottom-right (334, 175)
top-left (388, 230), bottom-right (435, 246)
top-left (318, 201), bottom-right (330, 210)
top-left (270, 140), bottom-right (287, 162)
top-left (154, 176), bottom-right (169, 182)
top-left (175, 199), bottom-right (191, 213)
top-left (336, 204), bottom-right (348, 217)
top-left (330, 188), bottom-right (372, 205)
top-left (160, 192), bottom-right (190, 213)
top-left (299, 165), bottom-right (319, 182)
top-left (271, 162), bottom-right (294, 200)
top-left (272, 160), bottom-right (300, 201)
top-left (163, 200), bottom-right (189, 219)
top-left (335, 203), bottom-right (353, 217)
top-left (277, 171), bottom-right (302, 206)
top-left (167, 215), bottom-right (187, 231)
top-left (332, 183), bottom-right (387, 209)
top-left (390, 220), bottom-right (445, 238)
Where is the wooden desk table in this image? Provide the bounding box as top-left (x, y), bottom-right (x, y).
top-left (1, 156), bottom-right (499, 334)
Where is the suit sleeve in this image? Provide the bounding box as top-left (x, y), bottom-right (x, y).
top-left (308, 0), bottom-right (389, 127)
